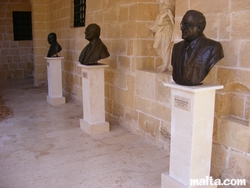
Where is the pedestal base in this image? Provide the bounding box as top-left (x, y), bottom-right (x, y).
top-left (162, 172), bottom-right (186, 188)
top-left (162, 82), bottom-right (222, 188)
top-left (77, 63), bottom-right (110, 135)
top-left (46, 95), bottom-right (65, 105)
top-left (80, 119), bottom-right (109, 135)
top-left (45, 57), bottom-right (65, 105)
top-left (161, 173), bottom-right (217, 188)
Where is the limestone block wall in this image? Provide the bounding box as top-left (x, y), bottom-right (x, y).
top-left (29, 0), bottom-right (250, 186)
top-left (134, 70), bottom-right (172, 151)
top-left (0, 0), bottom-right (33, 79)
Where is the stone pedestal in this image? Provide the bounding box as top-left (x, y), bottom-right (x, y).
top-left (45, 57), bottom-right (65, 105)
top-left (162, 82), bottom-right (223, 188)
top-left (77, 63), bottom-right (110, 135)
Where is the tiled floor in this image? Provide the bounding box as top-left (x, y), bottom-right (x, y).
top-left (0, 78), bottom-right (169, 188)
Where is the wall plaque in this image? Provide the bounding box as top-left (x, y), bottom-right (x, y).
top-left (82, 71), bottom-right (88, 79)
top-left (174, 95), bottom-right (190, 111)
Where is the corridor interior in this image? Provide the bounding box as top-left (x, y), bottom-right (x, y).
top-left (0, 78), bottom-right (169, 188)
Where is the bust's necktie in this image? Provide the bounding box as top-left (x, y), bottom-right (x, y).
top-left (184, 44), bottom-right (192, 67)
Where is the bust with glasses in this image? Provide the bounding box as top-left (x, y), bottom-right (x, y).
top-left (171, 10), bottom-right (224, 86)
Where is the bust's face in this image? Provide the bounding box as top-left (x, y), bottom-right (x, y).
top-left (84, 25), bottom-right (96, 41)
top-left (47, 34), bottom-right (55, 44)
top-left (180, 14), bottom-right (201, 42)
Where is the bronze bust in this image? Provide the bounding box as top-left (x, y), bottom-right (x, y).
top-left (47, 33), bottom-right (62, 57)
top-left (78, 23), bottom-right (110, 65)
top-left (171, 10), bottom-right (224, 86)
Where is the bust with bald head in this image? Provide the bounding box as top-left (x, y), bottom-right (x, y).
top-left (47, 32), bottom-right (62, 57)
top-left (171, 10), bottom-right (224, 86)
top-left (78, 23), bottom-right (110, 65)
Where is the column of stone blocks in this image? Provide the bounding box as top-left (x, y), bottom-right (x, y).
top-left (135, 70), bottom-right (172, 150)
top-left (31, 0), bottom-right (50, 85)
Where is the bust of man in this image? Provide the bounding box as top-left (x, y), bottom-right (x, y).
top-left (171, 10), bottom-right (224, 86)
top-left (47, 33), bottom-right (62, 57)
top-left (78, 23), bottom-right (110, 65)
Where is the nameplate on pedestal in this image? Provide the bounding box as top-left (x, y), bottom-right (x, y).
top-left (47, 62), bottom-right (49, 67)
top-left (82, 71), bottom-right (88, 79)
top-left (174, 95), bottom-right (190, 111)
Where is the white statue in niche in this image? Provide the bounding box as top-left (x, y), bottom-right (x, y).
top-left (150, 0), bottom-right (175, 72)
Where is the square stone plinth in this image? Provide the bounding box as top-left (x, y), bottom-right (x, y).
top-left (77, 63), bottom-right (110, 135)
top-left (80, 119), bottom-right (110, 135)
top-left (47, 96), bottom-right (65, 105)
top-left (162, 82), bottom-right (223, 188)
top-left (45, 57), bottom-right (65, 105)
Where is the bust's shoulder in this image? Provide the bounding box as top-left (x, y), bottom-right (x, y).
top-left (173, 40), bottom-right (184, 48)
top-left (197, 35), bottom-right (224, 56)
top-left (198, 35), bottom-right (222, 47)
top-left (91, 38), bottom-right (105, 47)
